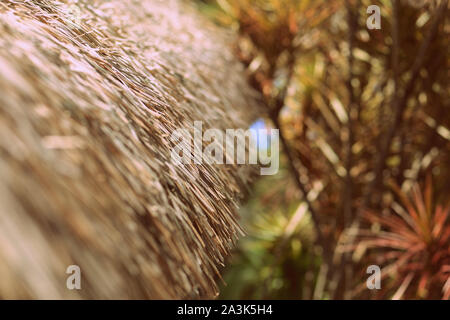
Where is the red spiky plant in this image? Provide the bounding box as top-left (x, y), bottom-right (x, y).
top-left (361, 177), bottom-right (450, 300)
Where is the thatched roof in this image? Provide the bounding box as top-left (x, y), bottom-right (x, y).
top-left (0, 0), bottom-right (260, 299)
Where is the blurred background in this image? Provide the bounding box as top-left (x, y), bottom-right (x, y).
top-left (194, 0), bottom-right (449, 299)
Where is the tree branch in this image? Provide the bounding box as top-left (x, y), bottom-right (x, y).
top-left (365, 0), bottom-right (448, 207)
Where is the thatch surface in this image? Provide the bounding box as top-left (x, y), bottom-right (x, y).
top-left (0, 0), bottom-right (259, 299)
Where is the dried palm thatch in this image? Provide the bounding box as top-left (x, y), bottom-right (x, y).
top-left (0, 0), bottom-right (260, 299)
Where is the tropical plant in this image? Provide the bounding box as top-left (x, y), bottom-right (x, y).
top-left (358, 178), bottom-right (450, 299)
top-left (196, 0), bottom-right (450, 299)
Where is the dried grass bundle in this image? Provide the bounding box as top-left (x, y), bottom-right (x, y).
top-left (0, 0), bottom-right (260, 299)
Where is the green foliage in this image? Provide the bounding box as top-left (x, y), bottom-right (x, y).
top-left (220, 163), bottom-right (322, 299)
